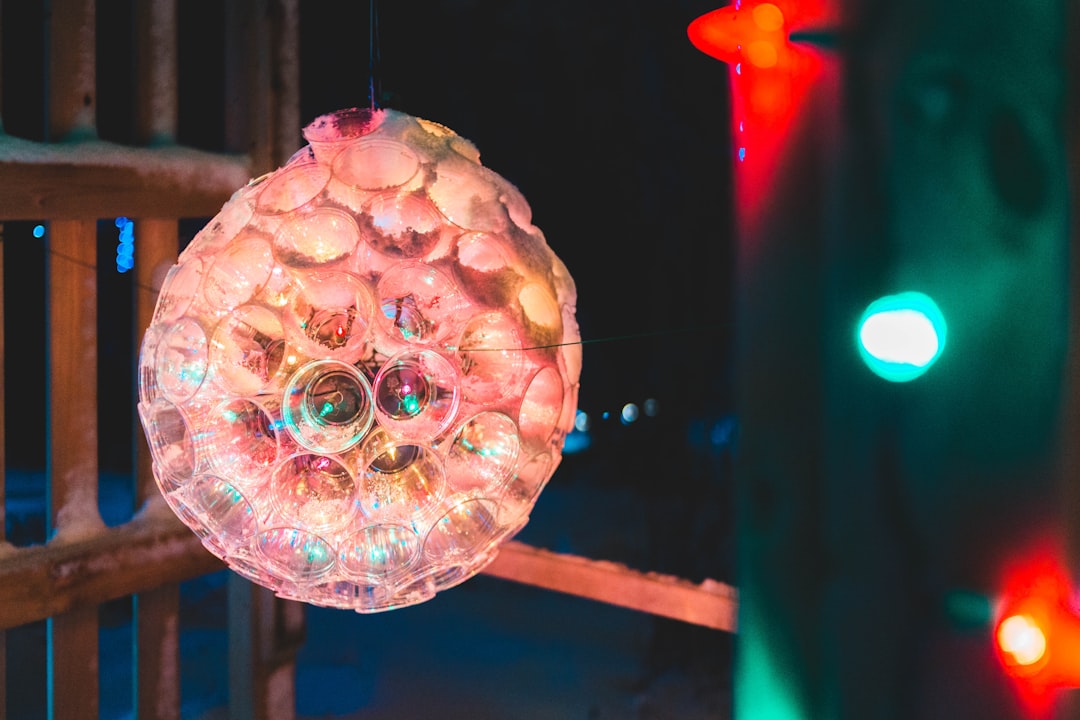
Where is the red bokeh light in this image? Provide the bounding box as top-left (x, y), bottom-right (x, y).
top-left (687, 0), bottom-right (837, 238)
top-left (996, 551), bottom-right (1080, 714)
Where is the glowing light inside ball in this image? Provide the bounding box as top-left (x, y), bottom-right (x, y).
top-left (857, 292), bottom-right (946, 382)
top-left (139, 108), bottom-right (581, 612)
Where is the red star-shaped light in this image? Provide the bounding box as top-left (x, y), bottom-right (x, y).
top-left (688, 2), bottom-right (789, 69)
top-left (688, 0), bottom-right (836, 239)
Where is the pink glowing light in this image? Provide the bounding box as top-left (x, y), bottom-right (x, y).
top-left (140, 108), bottom-right (581, 612)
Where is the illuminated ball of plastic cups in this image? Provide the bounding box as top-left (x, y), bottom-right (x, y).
top-left (139, 108), bottom-right (581, 612)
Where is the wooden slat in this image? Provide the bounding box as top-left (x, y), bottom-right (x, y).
top-left (45, 3), bottom-right (101, 716)
top-left (48, 605), bottom-right (99, 720)
top-left (228, 579), bottom-right (305, 720)
top-left (0, 221), bottom-right (6, 717)
top-left (225, 0), bottom-right (300, 171)
top-left (47, 216), bottom-right (102, 720)
top-left (225, 0), bottom-right (273, 172)
top-left (0, 0), bottom-right (5, 132)
top-left (134, 221), bottom-right (179, 504)
top-left (48, 220), bottom-right (103, 540)
top-left (48, 0), bottom-right (96, 139)
top-left (483, 541), bottom-right (739, 632)
top-left (225, 5), bottom-right (304, 718)
top-left (129, 3), bottom-right (185, 716)
top-left (132, 222), bottom-right (181, 720)
top-left (0, 143), bottom-right (251, 220)
top-left (134, 585), bottom-right (180, 720)
top-left (135, 0), bottom-right (178, 144)
top-left (270, 0), bottom-right (301, 166)
top-left (0, 514), bottom-right (222, 630)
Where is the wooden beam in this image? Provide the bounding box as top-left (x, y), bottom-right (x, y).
top-left (0, 141), bottom-right (251, 220)
top-left (483, 541), bottom-right (738, 632)
top-left (0, 514), bottom-right (223, 630)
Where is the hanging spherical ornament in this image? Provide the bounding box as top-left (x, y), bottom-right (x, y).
top-left (138, 108), bottom-right (581, 612)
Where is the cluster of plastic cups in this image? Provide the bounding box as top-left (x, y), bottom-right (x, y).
top-left (138, 108), bottom-right (580, 612)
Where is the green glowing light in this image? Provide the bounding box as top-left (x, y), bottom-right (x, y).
top-left (402, 394), bottom-right (420, 416)
top-left (857, 292), bottom-right (946, 382)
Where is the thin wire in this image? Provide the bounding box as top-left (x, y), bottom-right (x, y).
top-left (368, 0), bottom-right (381, 109)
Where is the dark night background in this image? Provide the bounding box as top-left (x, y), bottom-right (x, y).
top-left (2, 1), bottom-right (739, 717)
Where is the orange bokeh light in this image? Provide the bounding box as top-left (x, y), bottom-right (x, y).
top-left (997, 614), bottom-right (1048, 667)
top-left (995, 552), bottom-right (1080, 715)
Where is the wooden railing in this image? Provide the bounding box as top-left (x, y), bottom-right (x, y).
top-left (0, 1), bottom-right (736, 718)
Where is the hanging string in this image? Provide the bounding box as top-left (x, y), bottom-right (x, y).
top-left (369, 0), bottom-right (382, 109)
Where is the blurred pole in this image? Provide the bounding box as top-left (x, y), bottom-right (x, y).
top-left (703, 0), bottom-right (1073, 716)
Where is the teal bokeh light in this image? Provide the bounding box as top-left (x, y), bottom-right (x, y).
top-left (857, 291), bottom-right (946, 382)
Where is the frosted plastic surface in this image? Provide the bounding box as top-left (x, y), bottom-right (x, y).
top-left (139, 108), bottom-right (581, 612)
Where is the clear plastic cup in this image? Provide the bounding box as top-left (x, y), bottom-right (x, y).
top-left (338, 524), bottom-right (420, 581)
top-left (273, 207), bottom-right (359, 269)
top-left (269, 453), bottom-right (358, 532)
top-left (444, 412), bottom-right (521, 493)
top-left (209, 305), bottom-right (287, 396)
top-left (199, 397), bottom-right (283, 486)
top-left (374, 262), bottom-right (466, 354)
top-left (256, 161), bottom-right (331, 216)
top-left (354, 428), bottom-right (445, 523)
top-left (202, 235), bottom-right (274, 310)
top-left (155, 317), bottom-right (209, 404)
top-left (286, 271), bottom-right (374, 363)
top-left (372, 349), bottom-right (460, 442)
top-left (456, 311), bottom-right (525, 405)
top-left (362, 192), bottom-right (445, 259)
top-left (180, 474), bottom-right (258, 553)
top-left (517, 366), bottom-right (565, 447)
top-left (282, 360), bottom-right (374, 453)
top-left (332, 138), bottom-right (420, 192)
top-left (140, 398), bottom-right (196, 491)
top-left (255, 527), bottom-right (336, 582)
top-left (423, 498), bottom-right (501, 562)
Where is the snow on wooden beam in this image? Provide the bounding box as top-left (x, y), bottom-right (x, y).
top-left (483, 541), bottom-right (739, 632)
top-left (0, 136), bottom-right (251, 220)
top-left (0, 512), bottom-right (222, 631)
